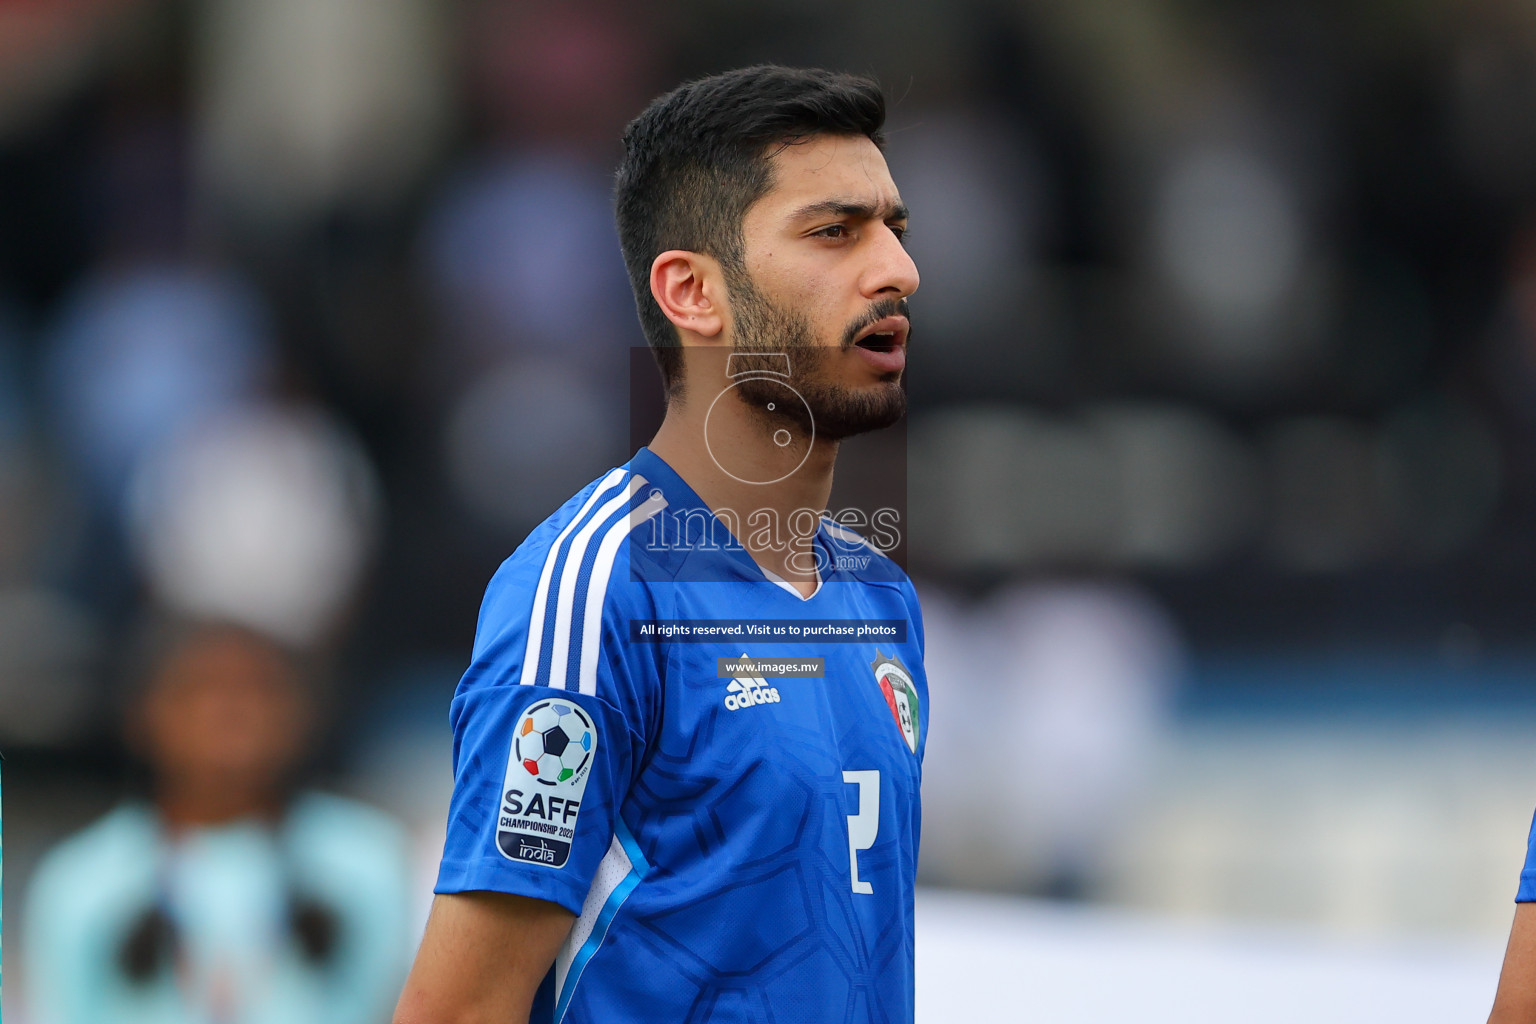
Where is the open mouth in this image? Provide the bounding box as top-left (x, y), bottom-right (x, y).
top-left (855, 333), bottom-right (899, 353)
top-left (851, 315), bottom-right (908, 353)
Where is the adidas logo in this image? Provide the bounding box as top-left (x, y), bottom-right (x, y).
top-left (723, 677), bottom-right (781, 711)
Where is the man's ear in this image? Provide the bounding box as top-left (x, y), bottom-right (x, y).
top-left (650, 250), bottom-right (727, 342)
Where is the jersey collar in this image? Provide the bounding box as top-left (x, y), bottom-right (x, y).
top-left (627, 447), bottom-right (839, 591)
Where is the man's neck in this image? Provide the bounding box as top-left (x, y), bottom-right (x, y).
top-left (155, 776), bottom-right (280, 830)
top-left (649, 392), bottom-right (836, 598)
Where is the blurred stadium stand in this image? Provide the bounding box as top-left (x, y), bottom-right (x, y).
top-left (3, 0), bottom-right (1536, 1019)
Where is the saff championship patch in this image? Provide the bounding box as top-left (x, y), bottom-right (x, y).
top-left (871, 652), bottom-right (920, 755)
top-left (497, 699), bottom-right (597, 867)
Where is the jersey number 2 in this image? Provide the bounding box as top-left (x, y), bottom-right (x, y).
top-left (842, 770), bottom-right (880, 894)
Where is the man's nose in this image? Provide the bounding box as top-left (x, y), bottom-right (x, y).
top-left (863, 226), bottom-right (920, 300)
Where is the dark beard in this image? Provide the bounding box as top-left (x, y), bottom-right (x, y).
top-left (726, 274), bottom-right (907, 442)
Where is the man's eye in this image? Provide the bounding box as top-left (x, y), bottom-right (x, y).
top-left (890, 225), bottom-right (908, 242)
top-left (816, 224), bottom-right (848, 238)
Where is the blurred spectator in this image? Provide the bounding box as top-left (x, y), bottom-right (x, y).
top-left (908, 405), bottom-right (1118, 571)
top-left (126, 401), bottom-right (380, 649)
top-left (0, 0), bottom-right (146, 138)
top-left (882, 106), bottom-right (1053, 398)
top-left (1264, 415), bottom-right (1383, 572)
top-left (24, 621), bottom-right (410, 1024)
top-left (920, 579), bottom-right (1183, 898)
top-left (191, 0), bottom-right (450, 235)
top-left (441, 357), bottom-right (625, 533)
top-left (421, 0), bottom-right (654, 380)
top-left (44, 264), bottom-right (273, 515)
top-left (1135, 104), bottom-right (1335, 399)
top-left (419, 2), bottom-right (656, 536)
top-left (909, 402), bottom-right (1260, 574)
top-left (422, 154), bottom-right (636, 379)
top-left (1448, 4), bottom-right (1536, 208)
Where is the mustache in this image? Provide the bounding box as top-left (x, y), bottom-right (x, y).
top-left (840, 298), bottom-right (911, 349)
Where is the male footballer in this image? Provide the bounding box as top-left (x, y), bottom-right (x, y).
top-left (395, 65), bottom-right (927, 1024)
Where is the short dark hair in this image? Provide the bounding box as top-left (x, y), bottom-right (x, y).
top-left (615, 65), bottom-right (887, 395)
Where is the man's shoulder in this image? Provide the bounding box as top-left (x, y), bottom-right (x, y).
top-left (285, 791), bottom-right (411, 884)
top-left (464, 463), bottom-right (671, 694)
top-left (479, 466), bottom-right (666, 621)
top-left (27, 804), bottom-right (158, 920)
top-left (288, 791), bottom-right (408, 849)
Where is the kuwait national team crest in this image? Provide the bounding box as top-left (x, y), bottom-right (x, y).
top-left (871, 652), bottom-right (920, 754)
top-left (497, 699), bottom-right (597, 868)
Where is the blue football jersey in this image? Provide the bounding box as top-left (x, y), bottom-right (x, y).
top-left (436, 446), bottom-right (927, 1023)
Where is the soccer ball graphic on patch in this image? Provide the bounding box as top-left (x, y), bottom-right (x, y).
top-left (514, 700), bottom-right (594, 786)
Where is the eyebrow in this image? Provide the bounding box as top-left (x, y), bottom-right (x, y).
top-left (789, 197), bottom-right (910, 223)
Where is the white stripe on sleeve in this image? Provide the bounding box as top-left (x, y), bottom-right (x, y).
top-left (578, 489), bottom-right (668, 696)
top-left (546, 475), bottom-right (647, 691)
top-left (519, 469), bottom-right (629, 687)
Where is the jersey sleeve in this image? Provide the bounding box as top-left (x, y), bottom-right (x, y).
top-left (435, 546), bottom-right (663, 916)
top-left (1518, 806), bottom-right (1536, 902)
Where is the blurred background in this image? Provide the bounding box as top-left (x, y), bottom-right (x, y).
top-left (4, 0), bottom-right (1536, 1020)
